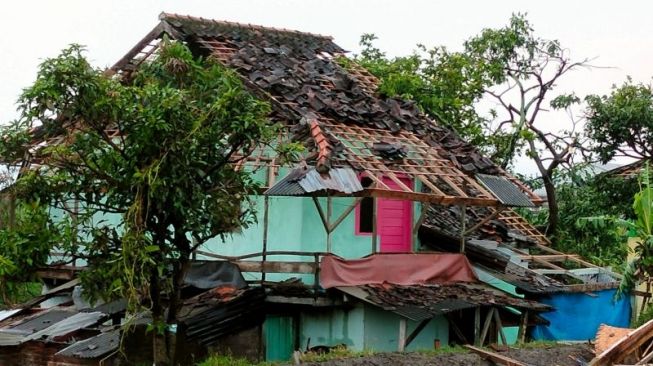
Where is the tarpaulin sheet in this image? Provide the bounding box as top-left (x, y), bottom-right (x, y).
top-left (531, 288), bottom-right (631, 341)
top-left (183, 261), bottom-right (247, 290)
top-left (320, 253), bottom-right (478, 289)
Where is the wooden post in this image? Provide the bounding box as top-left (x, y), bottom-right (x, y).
top-left (404, 319), bottom-right (431, 349)
top-left (493, 307), bottom-right (507, 346)
top-left (326, 196), bottom-right (332, 253)
top-left (517, 310), bottom-right (528, 344)
top-left (460, 204), bottom-right (466, 253)
top-left (474, 306), bottom-right (481, 346)
top-left (398, 318), bottom-right (407, 352)
top-left (371, 196), bottom-right (378, 254)
top-left (262, 195), bottom-right (270, 283)
top-left (479, 307), bottom-right (495, 346)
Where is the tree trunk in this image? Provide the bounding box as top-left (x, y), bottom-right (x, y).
top-left (543, 174), bottom-right (559, 237)
top-left (150, 269), bottom-right (170, 366)
top-left (165, 254), bottom-right (191, 365)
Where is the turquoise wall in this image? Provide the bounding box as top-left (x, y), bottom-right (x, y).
top-left (269, 301), bottom-right (450, 361)
top-left (363, 304), bottom-right (448, 352)
top-left (299, 304), bottom-right (366, 350)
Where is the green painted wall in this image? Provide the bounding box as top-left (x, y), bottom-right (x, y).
top-left (299, 304), bottom-right (366, 351)
top-left (363, 304), bottom-right (448, 352)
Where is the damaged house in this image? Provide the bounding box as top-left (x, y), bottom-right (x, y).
top-left (0, 13), bottom-right (627, 364)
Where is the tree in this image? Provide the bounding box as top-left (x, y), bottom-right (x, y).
top-left (519, 165), bottom-right (635, 269)
top-left (355, 35), bottom-right (508, 155)
top-left (357, 14), bottom-right (589, 236)
top-left (0, 41), bottom-right (282, 364)
top-left (0, 200), bottom-right (68, 306)
top-left (586, 79), bottom-right (653, 163)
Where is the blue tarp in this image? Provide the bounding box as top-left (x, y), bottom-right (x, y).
top-left (532, 288), bottom-right (631, 341)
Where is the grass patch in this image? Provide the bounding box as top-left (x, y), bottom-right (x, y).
top-left (299, 346), bottom-right (375, 363)
top-left (196, 355), bottom-right (276, 366)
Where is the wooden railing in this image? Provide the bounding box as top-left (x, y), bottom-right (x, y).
top-left (195, 250), bottom-right (329, 290)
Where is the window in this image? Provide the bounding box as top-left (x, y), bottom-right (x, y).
top-left (356, 177), bottom-right (374, 234)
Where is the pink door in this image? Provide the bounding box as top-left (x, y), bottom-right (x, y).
top-left (378, 177), bottom-right (413, 253)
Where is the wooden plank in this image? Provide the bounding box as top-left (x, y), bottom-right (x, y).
top-left (446, 315), bottom-right (469, 344)
top-left (413, 203), bottom-right (431, 236)
top-left (363, 188), bottom-right (499, 207)
top-left (329, 198), bottom-right (362, 232)
top-left (474, 307), bottom-right (481, 346)
top-left (312, 197), bottom-right (329, 232)
top-left (398, 318), bottom-right (407, 352)
top-left (464, 208), bottom-right (504, 236)
top-left (590, 319), bottom-right (653, 366)
top-left (517, 310), bottom-right (528, 344)
top-left (493, 306), bottom-right (508, 346)
top-left (405, 319), bottom-right (431, 348)
top-left (233, 260), bottom-right (317, 274)
top-left (519, 254), bottom-right (581, 262)
top-left (479, 307), bottom-right (495, 346)
top-left (464, 345), bottom-right (527, 366)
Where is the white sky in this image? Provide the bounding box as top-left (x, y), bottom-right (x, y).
top-left (1, 0), bottom-right (652, 174)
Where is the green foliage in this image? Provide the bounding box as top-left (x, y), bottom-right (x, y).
top-left (586, 79), bottom-right (653, 162)
top-left (635, 302), bottom-right (653, 327)
top-left (0, 200), bottom-right (70, 304)
top-left (356, 14), bottom-right (582, 173)
top-left (619, 164), bottom-right (653, 294)
top-left (518, 166), bottom-right (634, 269)
top-left (356, 34), bottom-right (503, 155)
top-left (0, 40), bottom-right (285, 361)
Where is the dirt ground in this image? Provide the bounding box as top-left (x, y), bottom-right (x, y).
top-left (298, 344), bottom-right (594, 366)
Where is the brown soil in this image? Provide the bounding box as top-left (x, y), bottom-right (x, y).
top-left (298, 344), bottom-right (594, 366)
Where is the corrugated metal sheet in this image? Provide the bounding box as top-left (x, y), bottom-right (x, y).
top-left (181, 287), bottom-right (266, 346)
top-left (298, 168), bottom-right (362, 194)
top-left (265, 166), bottom-right (362, 196)
top-left (26, 311), bottom-right (105, 342)
top-left (0, 309), bottom-right (21, 323)
top-left (56, 329), bottom-right (119, 359)
top-left (476, 174), bottom-right (534, 207)
top-left (0, 329), bottom-right (29, 346)
top-left (10, 309), bottom-right (73, 333)
top-left (264, 170), bottom-right (306, 196)
top-left (81, 299), bottom-right (127, 315)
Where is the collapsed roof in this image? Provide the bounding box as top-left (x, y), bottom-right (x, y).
top-left (419, 205), bottom-right (621, 294)
top-left (94, 12), bottom-right (541, 209)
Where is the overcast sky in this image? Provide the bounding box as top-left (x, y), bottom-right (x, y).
top-left (1, 0), bottom-right (652, 174)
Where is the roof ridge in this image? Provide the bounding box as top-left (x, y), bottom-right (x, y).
top-left (158, 12), bottom-right (334, 41)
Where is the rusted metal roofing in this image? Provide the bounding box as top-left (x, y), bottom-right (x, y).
top-left (56, 329), bottom-right (119, 359)
top-left (26, 311), bottom-right (106, 342)
top-left (10, 309), bottom-right (73, 333)
top-left (0, 329), bottom-right (28, 346)
top-left (180, 286), bottom-right (265, 346)
top-left (265, 165), bottom-right (363, 196)
top-left (604, 159), bottom-right (648, 179)
top-left (477, 174), bottom-right (534, 207)
top-left (337, 283), bottom-right (551, 322)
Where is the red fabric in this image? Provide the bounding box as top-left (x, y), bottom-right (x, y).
top-left (319, 253), bottom-right (478, 289)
